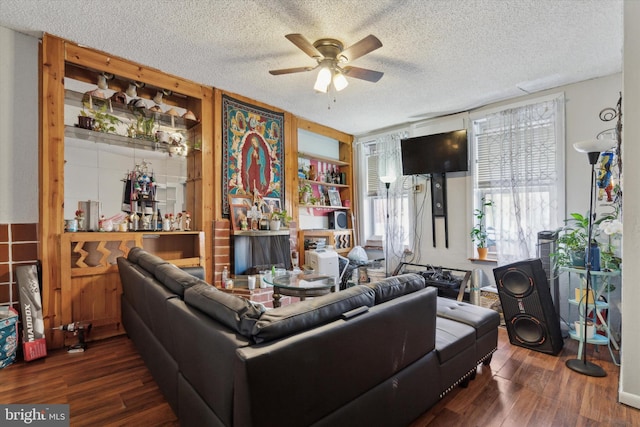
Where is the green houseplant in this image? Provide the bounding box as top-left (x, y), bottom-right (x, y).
top-left (554, 212), bottom-right (590, 268)
top-left (80, 102), bottom-right (121, 134)
top-left (470, 197), bottom-right (494, 259)
top-left (269, 209), bottom-right (292, 230)
top-left (554, 210), bottom-right (620, 270)
top-left (299, 183), bottom-right (313, 205)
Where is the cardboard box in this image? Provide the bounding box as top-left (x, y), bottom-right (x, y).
top-left (0, 307), bottom-right (19, 368)
top-left (16, 265), bottom-right (47, 361)
top-left (480, 286), bottom-right (505, 326)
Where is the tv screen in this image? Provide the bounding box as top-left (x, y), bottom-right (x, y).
top-left (400, 130), bottom-right (468, 175)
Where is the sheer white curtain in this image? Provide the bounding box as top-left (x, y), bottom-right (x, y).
top-left (472, 94), bottom-right (565, 265)
top-left (376, 131), bottom-right (409, 273)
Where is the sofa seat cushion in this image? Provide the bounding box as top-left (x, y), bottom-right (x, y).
top-left (364, 273), bottom-right (425, 304)
top-left (155, 263), bottom-right (202, 297)
top-left (436, 298), bottom-right (500, 338)
top-left (252, 286), bottom-right (376, 344)
top-left (435, 317), bottom-right (476, 364)
top-left (185, 283), bottom-right (265, 336)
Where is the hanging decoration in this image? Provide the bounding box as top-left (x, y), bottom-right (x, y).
top-left (597, 92), bottom-right (623, 212)
top-left (222, 95), bottom-right (285, 216)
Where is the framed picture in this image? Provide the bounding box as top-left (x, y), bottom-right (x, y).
top-left (328, 189), bottom-right (341, 207)
top-left (228, 194), bottom-right (252, 208)
top-left (230, 204), bottom-right (250, 232)
top-left (262, 197), bottom-right (281, 214)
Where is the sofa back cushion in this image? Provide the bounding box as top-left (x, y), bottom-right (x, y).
top-left (364, 273), bottom-right (426, 304)
top-left (127, 247), bottom-right (145, 264)
top-left (154, 263), bottom-right (202, 297)
top-left (252, 286), bottom-right (375, 344)
top-left (184, 283), bottom-right (265, 336)
top-left (135, 251), bottom-right (169, 274)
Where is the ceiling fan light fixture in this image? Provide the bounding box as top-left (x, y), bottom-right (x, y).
top-left (333, 72), bottom-right (349, 91)
top-left (314, 66), bottom-right (332, 93)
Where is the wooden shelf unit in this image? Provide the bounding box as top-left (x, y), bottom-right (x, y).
top-left (293, 117), bottom-right (357, 260)
top-left (299, 229), bottom-right (354, 265)
top-left (40, 34), bottom-right (214, 348)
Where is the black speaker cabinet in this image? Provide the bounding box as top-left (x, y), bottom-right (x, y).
top-left (493, 258), bottom-right (564, 355)
top-left (430, 173), bottom-right (446, 217)
top-left (328, 211), bottom-right (348, 230)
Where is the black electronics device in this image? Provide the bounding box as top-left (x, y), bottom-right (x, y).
top-left (493, 258), bottom-right (563, 355)
top-left (328, 211), bottom-right (348, 229)
top-left (400, 129), bottom-right (468, 175)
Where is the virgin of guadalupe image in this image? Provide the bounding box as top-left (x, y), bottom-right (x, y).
top-left (242, 132), bottom-right (271, 195)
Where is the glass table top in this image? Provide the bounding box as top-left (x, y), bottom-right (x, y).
top-left (268, 273), bottom-right (336, 291)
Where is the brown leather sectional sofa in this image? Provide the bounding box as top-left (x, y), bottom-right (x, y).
top-left (118, 247), bottom-right (499, 426)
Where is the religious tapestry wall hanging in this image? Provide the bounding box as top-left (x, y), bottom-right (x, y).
top-left (222, 95), bottom-right (285, 216)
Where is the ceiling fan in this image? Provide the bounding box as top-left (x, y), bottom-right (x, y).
top-left (269, 34), bottom-right (384, 93)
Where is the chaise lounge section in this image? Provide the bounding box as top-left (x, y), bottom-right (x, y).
top-left (118, 248), bottom-right (499, 426)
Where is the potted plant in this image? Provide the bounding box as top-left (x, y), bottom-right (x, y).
top-left (553, 210), bottom-right (621, 269)
top-left (299, 183), bottom-right (313, 205)
top-left (470, 197), bottom-right (494, 259)
top-left (80, 103), bottom-right (121, 134)
top-left (554, 212), bottom-right (591, 268)
top-left (269, 209), bottom-right (292, 231)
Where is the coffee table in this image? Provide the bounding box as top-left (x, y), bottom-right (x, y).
top-left (269, 273), bottom-right (336, 308)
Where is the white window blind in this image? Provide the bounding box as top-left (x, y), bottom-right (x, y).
top-left (475, 114), bottom-right (559, 189)
top-left (366, 153), bottom-right (380, 196)
top-left (471, 94), bottom-right (565, 264)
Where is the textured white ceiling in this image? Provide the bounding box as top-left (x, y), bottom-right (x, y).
top-left (0, 0), bottom-right (623, 136)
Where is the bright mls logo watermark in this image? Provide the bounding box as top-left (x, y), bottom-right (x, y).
top-left (1, 405), bottom-right (69, 426)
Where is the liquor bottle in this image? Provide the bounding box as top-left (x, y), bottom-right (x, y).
top-left (156, 209), bottom-right (162, 231)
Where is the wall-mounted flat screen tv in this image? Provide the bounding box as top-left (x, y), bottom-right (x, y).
top-left (400, 129), bottom-right (469, 175)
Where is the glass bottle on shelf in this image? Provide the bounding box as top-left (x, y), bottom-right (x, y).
top-left (221, 266), bottom-right (229, 287)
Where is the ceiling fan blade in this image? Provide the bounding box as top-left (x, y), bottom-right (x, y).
top-left (269, 66), bottom-right (317, 75)
top-left (342, 66), bottom-right (384, 83)
top-left (285, 34), bottom-right (323, 59)
top-left (339, 35), bottom-right (382, 63)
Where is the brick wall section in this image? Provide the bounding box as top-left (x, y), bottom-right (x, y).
top-left (213, 219), bottom-right (231, 288)
top-left (218, 286), bottom-right (295, 308)
top-left (0, 223), bottom-right (39, 310)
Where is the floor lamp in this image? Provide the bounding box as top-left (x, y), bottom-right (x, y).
top-left (566, 139), bottom-right (615, 377)
top-left (380, 176), bottom-right (395, 277)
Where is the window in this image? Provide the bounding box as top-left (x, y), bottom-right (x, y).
top-left (471, 94), bottom-right (565, 264)
top-left (360, 140), bottom-right (411, 249)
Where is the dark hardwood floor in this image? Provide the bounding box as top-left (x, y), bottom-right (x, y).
top-left (1, 327), bottom-right (637, 426)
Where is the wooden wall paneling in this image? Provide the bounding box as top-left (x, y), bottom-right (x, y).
top-left (67, 272), bottom-right (123, 345)
top-left (212, 89), bottom-right (224, 222)
top-left (282, 112), bottom-right (296, 216)
top-left (195, 86), bottom-right (214, 284)
top-left (64, 42), bottom-right (206, 99)
top-left (290, 116), bottom-right (301, 221)
top-left (40, 34), bottom-right (66, 349)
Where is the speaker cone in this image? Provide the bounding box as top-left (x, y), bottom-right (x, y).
top-left (499, 269), bottom-right (534, 298)
top-left (512, 314), bottom-right (545, 344)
